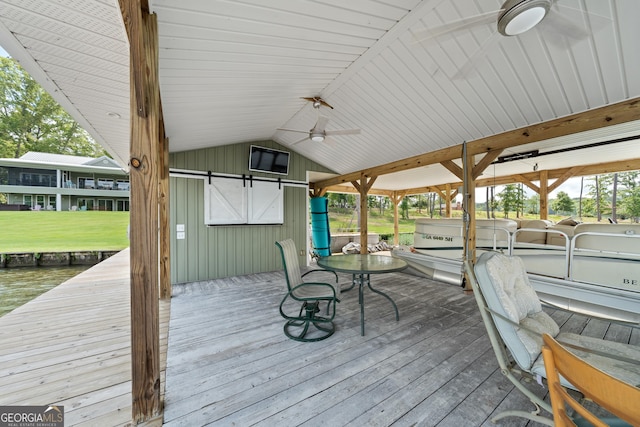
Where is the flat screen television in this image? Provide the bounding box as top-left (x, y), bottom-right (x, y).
top-left (249, 145), bottom-right (290, 175)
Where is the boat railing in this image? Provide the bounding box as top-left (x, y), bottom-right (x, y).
top-left (569, 230), bottom-right (640, 283)
top-left (510, 228), bottom-right (571, 279)
top-left (474, 225), bottom-right (513, 251)
top-left (571, 230), bottom-right (640, 256)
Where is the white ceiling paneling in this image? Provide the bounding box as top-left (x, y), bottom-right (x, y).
top-left (0, 0), bottom-right (638, 191)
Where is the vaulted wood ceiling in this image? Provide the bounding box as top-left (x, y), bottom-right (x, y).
top-left (1, 0), bottom-right (639, 191)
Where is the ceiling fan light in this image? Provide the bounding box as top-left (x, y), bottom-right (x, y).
top-left (498, 0), bottom-right (551, 36)
top-left (310, 133), bottom-right (325, 143)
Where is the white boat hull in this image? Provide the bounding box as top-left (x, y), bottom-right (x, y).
top-left (394, 219), bottom-right (640, 324)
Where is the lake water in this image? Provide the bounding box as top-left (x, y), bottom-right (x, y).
top-left (0, 265), bottom-right (90, 316)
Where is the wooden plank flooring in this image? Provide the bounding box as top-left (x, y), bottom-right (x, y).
top-left (1, 252), bottom-right (637, 427)
top-left (0, 249), bottom-right (170, 427)
top-left (163, 267), bottom-right (639, 427)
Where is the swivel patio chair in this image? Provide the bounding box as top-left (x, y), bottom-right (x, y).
top-left (463, 251), bottom-right (640, 426)
top-left (275, 239), bottom-right (340, 342)
top-left (542, 333), bottom-right (640, 427)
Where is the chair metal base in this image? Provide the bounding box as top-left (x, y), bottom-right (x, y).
top-left (283, 301), bottom-right (335, 342)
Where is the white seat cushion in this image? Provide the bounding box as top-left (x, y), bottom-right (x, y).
top-left (475, 251), bottom-right (559, 370)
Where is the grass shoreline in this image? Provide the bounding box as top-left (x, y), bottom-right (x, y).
top-left (0, 209), bottom-right (617, 253)
top-left (0, 211), bottom-right (130, 253)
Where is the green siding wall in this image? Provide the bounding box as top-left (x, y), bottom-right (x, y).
top-left (169, 140), bottom-right (333, 284)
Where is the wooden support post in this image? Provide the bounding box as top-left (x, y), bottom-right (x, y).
top-left (159, 127), bottom-right (170, 300)
top-left (463, 145), bottom-right (475, 292)
top-left (119, 0), bottom-right (162, 423)
top-left (309, 186), bottom-right (327, 198)
top-left (445, 184), bottom-right (452, 217)
top-left (391, 191), bottom-right (406, 245)
top-left (352, 174), bottom-right (376, 254)
top-left (540, 170), bottom-right (549, 220)
top-left (359, 176), bottom-right (367, 254)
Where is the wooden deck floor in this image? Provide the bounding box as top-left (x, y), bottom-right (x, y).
top-left (1, 254), bottom-right (637, 426)
top-left (0, 249), bottom-right (170, 427)
top-left (163, 267), bottom-right (639, 427)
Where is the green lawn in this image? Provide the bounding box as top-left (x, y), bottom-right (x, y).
top-left (0, 207), bottom-right (602, 253)
top-left (0, 211), bottom-right (130, 253)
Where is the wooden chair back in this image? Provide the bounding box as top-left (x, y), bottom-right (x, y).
top-left (542, 333), bottom-right (640, 427)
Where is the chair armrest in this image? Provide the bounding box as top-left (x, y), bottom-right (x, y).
top-left (289, 281), bottom-right (339, 301)
top-left (302, 268), bottom-right (338, 283)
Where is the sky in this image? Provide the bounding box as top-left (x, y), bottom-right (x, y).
top-left (0, 45), bottom-right (8, 57)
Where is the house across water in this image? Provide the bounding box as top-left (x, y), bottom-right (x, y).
top-left (0, 152), bottom-right (130, 211)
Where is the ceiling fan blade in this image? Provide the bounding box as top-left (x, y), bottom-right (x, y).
top-left (325, 128), bottom-right (361, 136)
top-left (451, 29), bottom-right (501, 80)
top-left (324, 137), bottom-right (337, 147)
top-left (291, 136), bottom-right (310, 145)
top-left (314, 115), bottom-right (330, 132)
top-left (539, 3), bottom-right (611, 49)
top-left (276, 128), bottom-right (309, 134)
top-left (413, 9), bottom-right (500, 44)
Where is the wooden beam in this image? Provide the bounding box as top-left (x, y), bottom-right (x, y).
top-left (472, 149), bottom-right (503, 180)
top-left (471, 158), bottom-right (640, 189)
top-left (514, 174), bottom-right (540, 193)
top-left (433, 187), bottom-right (448, 203)
top-left (467, 97), bottom-right (640, 156)
top-left (313, 97), bottom-right (640, 191)
top-left (315, 145), bottom-right (463, 189)
top-left (548, 166), bottom-right (584, 193)
top-left (119, 0), bottom-right (161, 423)
top-left (440, 160), bottom-right (463, 180)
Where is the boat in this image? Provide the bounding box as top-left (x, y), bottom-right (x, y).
top-left (393, 217), bottom-right (640, 324)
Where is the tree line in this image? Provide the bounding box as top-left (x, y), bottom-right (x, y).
top-left (326, 171), bottom-right (640, 223)
top-left (492, 172), bottom-right (640, 222)
top-left (0, 56), bottom-right (106, 159)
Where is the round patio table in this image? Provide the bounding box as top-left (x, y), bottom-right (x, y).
top-left (317, 254), bottom-right (408, 336)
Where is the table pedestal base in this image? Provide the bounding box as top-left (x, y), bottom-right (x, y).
top-left (354, 273), bottom-right (399, 336)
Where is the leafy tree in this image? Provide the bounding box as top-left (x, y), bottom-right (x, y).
top-left (497, 184), bottom-right (522, 218)
top-left (616, 171), bottom-right (640, 221)
top-left (525, 194), bottom-right (540, 215)
top-left (617, 171), bottom-right (639, 191)
top-left (400, 196), bottom-right (410, 220)
top-left (551, 191), bottom-right (575, 215)
top-left (587, 175), bottom-right (612, 221)
top-left (621, 186), bottom-right (640, 222)
top-left (328, 192), bottom-right (354, 209)
top-left (0, 57), bottom-right (105, 158)
top-left (580, 198), bottom-right (596, 217)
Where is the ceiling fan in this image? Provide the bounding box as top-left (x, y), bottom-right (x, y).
top-left (277, 97), bottom-right (360, 145)
top-left (414, 0), bottom-right (609, 79)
